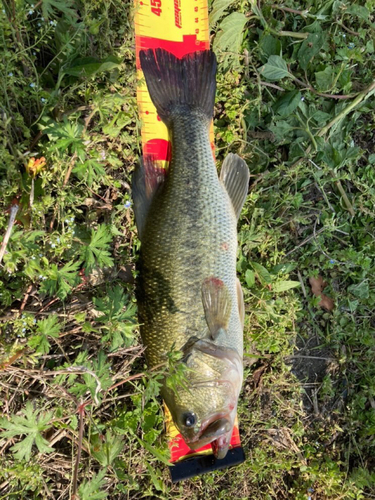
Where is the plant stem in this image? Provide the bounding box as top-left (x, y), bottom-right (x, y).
top-left (269, 27), bottom-right (309, 39)
top-left (335, 179), bottom-right (355, 217)
top-left (337, 21), bottom-right (360, 36)
top-left (271, 4), bottom-right (309, 17)
top-left (293, 76), bottom-right (357, 100)
top-left (318, 80), bottom-right (375, 137)
top-left (71, 402), bottom-right (85, 500)
top-left (291, 79), bottom-right (375, 169)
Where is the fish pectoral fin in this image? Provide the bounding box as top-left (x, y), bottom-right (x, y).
top-left (236, 278), bottom-right (245, 330)
top-left (202, 277), bottom-right (232, 340)
top-left (181, 335), bottom-right (200, 364)
top-left (132, 156), bottom-right (166, 240)
top-left (194, 340), bottom-right (242, 367)
top-left (220, 153), bottom-right (250, 221)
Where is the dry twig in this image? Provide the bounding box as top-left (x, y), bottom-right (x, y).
top-left (0, 204), bottom-right (19, 264)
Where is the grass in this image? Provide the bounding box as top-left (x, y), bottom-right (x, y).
top-left (0, 0), bottom-right (374, 498)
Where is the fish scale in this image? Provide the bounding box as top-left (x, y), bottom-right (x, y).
top-left (139, 114), bottom-right (241, 367)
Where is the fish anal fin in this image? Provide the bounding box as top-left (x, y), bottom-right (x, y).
top-left (132, 156), bottom-right (166, 240)
top-left (202, 277), bottom-right (232, 340)
top-left (220, 153), bottom-right (249, 220)
top-left (144, 155), bottom-right (167, 198)
top-left (236, 278), bottom-right (245, 330)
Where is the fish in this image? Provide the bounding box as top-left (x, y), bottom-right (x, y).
top-left (132, 48), bottom-right (249, 459)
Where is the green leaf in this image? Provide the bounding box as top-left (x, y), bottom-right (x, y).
top-left (209, 0), bottom-right (234, 25)
top-left (145, 462), bottom-right (164, 491)
top-left (272, 281), bottom-right (301, 293)
top-left (41, 0), bottom-right (77, 23)
top-left (323, 143), bottom-right (344, 168)
top-left (73, 159), bottom-right (106, 186)
top-left (94, 286), bottom-right (129, 321)
top-left (64, 56), bottom-right (120, 78)
top-left (64, 351), bottom-right (112, 403)
top-left (259, 34), bottom-right (281, 58)
top-left (251, 262), bottom-right (272, 285)
top-left (102, 111), bottom-right (132, 138)
top-left (213, 12), bottom-right (247, 67)
top-left (78, 469), bottom-right (108, 500)
top-left (348, 281), bottom-right (369, 300)
top-left (315, 66), bottom-right (335, 91)
top-left (11, 434), bottom-right (35, 461)
top-left (79, 225), bottom-right (114, 273)
top-left (45, 119), bottom-right (86, 159)
top-left (273, 91), bottom-right (301, 117)
top-left (0, 402), bottom-right (54, 461)
top-left (93, 286), bottom-right (137, 351)
top-left (298, 33), bottom-right (326, 71)
top-left (136, 437), bottom-right (171, 466)
top-left (28, 315), bottom-right (60, 355)
top-left (36, 314), bottom-right (61, 337)
top-left (345, 5), bottom-right (369, 21)
top-left (23, 231), bottom-right (45, 242)
top-left (91, 432), bottom-right (124, 467)
top-left (245, 269), bottom-right (255, 287)
top-left (259, 55), bottom-right (292, 81)
top-left (41, 261), bottom-right (80, 299)
top-left (268, 120), bottom-right (295, 142)
top-left (27, 334), bottom-right (50, 355)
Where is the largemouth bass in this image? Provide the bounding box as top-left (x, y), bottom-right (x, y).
top-left (133, 48), bottom-right (249, 459)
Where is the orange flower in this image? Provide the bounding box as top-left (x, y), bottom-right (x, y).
top-left (26, 157), bottom-right (46, 177)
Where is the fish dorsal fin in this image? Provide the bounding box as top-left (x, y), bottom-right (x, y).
top-left (202, 277), bottom-right (232, 340)
top-left (132, 156), bottom-right (166, 240)
top-left (220, 153), bottom-right (249, 220)
top-left (236, 278), bottom-right (245, 330)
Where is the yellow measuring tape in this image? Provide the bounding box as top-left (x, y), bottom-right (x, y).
top-left (134, 0), bottom-right (212, 168)
top-left (134, 0), bottom-right (244, 479)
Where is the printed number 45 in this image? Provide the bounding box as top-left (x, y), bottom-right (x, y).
top-left (151, 0), bottom-right (161, 16)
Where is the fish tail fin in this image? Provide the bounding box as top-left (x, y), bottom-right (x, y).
top-left (139, 48), bottom-right (217, 125)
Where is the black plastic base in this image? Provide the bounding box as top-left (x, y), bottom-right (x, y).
top-left (169, 446), bottom-right (245, 482)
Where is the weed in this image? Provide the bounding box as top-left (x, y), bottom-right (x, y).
top-left (0, 0), bottom-right (374, 498)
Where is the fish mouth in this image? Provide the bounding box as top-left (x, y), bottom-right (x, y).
top-left (185, 412), bottom-right (233, 456)
top-left (199, 414), bottom-right (232, 459)
top-left (211, 434), bottom-right (231, 460)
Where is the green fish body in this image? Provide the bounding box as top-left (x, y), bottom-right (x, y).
top-left (133, 49), bottom-right (249, 458)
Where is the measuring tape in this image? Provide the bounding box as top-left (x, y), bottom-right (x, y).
top-left (134, 0), bottom-right (245, 480)
top-left (135, 0), bottom-right (211, 167)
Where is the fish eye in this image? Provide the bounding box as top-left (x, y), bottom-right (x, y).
top-left (184, 412), bottom-right (196, 427)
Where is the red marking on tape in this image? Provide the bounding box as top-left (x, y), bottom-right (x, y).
top-left (136, 34), bottom-right (209, 68)
top-left (169, 425), bottom-right (241, 463)
top-left (210, 141), bottom-right (215, 159)
top-left (151, 0), bottom-right (161, 16)
top-left (174, 0), bottom-right (182, 28)
top-left (144, 138), bottom-right (171, 161)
